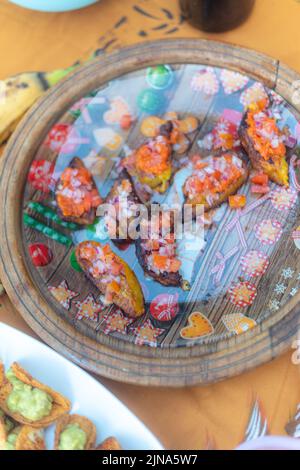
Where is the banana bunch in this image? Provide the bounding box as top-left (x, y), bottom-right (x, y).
top-left (0, 65), bottom-right (76, 146)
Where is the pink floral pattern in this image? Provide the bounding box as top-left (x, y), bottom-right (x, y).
top-left (240, 251), bottom-right (269, 277)
top-left (254, 219), bottom-right (283, 246)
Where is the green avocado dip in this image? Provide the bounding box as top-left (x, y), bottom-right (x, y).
top-left (5, 369), bottom-right (53, 422)
top-left (0, 408), bottom-right (14, 433)
top-left (1, 427), bottom-right (20, 451)
top-left (58, 423), bottom-right (87, 450)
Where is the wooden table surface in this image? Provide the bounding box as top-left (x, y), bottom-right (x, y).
top-left (0, 0), bottom-right (300, 449)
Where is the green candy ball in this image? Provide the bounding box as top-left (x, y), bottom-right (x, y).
top-left (137, 89), bottom-right (165, 114)
top-left (70, 250), bottom-right (83, 273)
top-left (147, 65), bottom-right (173, 90)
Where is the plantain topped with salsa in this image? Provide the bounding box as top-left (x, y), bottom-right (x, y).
top-left (136, 211), bottom-right (182, 287)
top-left (75, 241), bottom-right (145, 318)
top-left (183, 152), bottom-right (249, 211)
top-left (239, 99), bottom-right (289, 186)
top-left (56, 157), bottom-right (102, 225)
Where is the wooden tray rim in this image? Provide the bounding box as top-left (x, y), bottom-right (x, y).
top-left (0, 38), bottom-right (300, 386)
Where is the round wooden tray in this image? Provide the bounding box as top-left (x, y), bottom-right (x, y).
top-left (1, 39), bottom-right (300, 387)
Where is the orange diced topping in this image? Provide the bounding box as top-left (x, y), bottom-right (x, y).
top-left (108, 280), bottom-right (121, 294)
top-left (102, 244), bottom-right (112, 256)
top-left (251, 173), bottom-right (269, 185)
top-left (228, 195), bottom-right (247, 209)
top-left (251, 184), bottom-right (270, 195)
top-left (169, 258), bottom-right (181, 273)
top-left (186, 154), bottom-right (244, 197)
top-left (246, 101), bottom-right (286, 162)
top-left (111, 260), bottom-right (124, 276)
top-left (153, 254), bottom-right (168, 270)
top-left (79, 244), bottom-right (97, 260)
top-left (149, 240), bottom-right (160, 251)
top-left (57, 166), bottom-right (101, 218)
top-left (124, 136), bottom-right (171, 176)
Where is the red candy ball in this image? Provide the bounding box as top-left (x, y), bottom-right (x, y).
top-left (150, 293), bottom-right (179, 322)
top-left (29, 243), bottom-right (53, 267)
top-left (45, 123), bottom-right (72, 153)
top-left (28, 160), bottom-right (55, 193)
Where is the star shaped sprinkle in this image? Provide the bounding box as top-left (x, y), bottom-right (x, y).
top-left (282, 268), bottom-right (295, 280)
top-left (290, 287), bottom-right (298, 297)
top-left (132, 319), bottom-right (164, 348)
top-left (48, 280), bottom-right (78, 310)
top-left (274, 283), bottom-right (287, 295)
top-left (74, 293), bottom-right (105, 322)
top-left (102, 308), bottom-right (134, 335)
top-left (268, 299), bottom-right (280, 311)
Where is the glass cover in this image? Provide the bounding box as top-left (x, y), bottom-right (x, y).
top-left (22, 63), bottom-right (300, 348)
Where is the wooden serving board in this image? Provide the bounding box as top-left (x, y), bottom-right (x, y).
top-left (1, 39), bottom-right (300, 386)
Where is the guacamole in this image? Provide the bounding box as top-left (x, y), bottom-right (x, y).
top-left (1, 428), bottom-right (19, 451)
top-left (0, 408), bottom-right (15, 433)
top-left (58, 423), bottom-right (87, 451)
top-left (6, 369), bottom-right (53, 422)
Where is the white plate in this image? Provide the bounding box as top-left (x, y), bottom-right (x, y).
top-left (0, 322), bottom-right (163, 450)
top-left (9, 1), bottom-right (99, 12)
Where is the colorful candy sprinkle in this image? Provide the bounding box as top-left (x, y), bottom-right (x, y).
top-left (137, 89), bottom-right (166, 114)
top-left (146, 65), bottom-right (173, 90)
top-left (27, 160), bottom-right (55, 193)
top-left (70, 250), bottom-right (83, 272)
top-left (24, 213), bottom-right (72, 247)
top-left (27, 201), bottom-right (78, 230)
top-left (28, 243), bottom-right (53, 267)
top-left (150, 293), bottom-right (179, 323)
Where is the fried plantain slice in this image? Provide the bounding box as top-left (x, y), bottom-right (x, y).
top-left (239, 100), bottom-right (289, 186)
top-left (75, 241), bottom-right (145, 318)
top-left (0, 420), bottom-right (45, 450)
top-left (183, 152), bottom-right (249, 212)
top-left (122, 125), bottom-right (174, 199)
top-left (56, 157), bottom-right (102, 226)
top-left (94, 436), bottom-right (122, 450)
top-left (104, 172), bottom-right (141, 245)
top-left (54, 414), bottom-right (96, 450)
top-left (15, 426), bottom-right (46, 450)
top-left (0, 362), bottom-right (71, 427)
top-left (136, 210), bottom-right (182, 287)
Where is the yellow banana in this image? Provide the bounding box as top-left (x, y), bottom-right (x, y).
top-left (0, 66), bottom-right (76, 146)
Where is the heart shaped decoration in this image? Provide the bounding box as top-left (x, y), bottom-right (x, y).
top-left (220, 70), bottom-right (249, 95)
top-left (180, 312), bottom-right (214, 340)
top-left (190, 67), bottom-right (219, 95)
top-left (104, 96), bottom-right (132, 125)
top-left (222, 313), bottom-right (257, 335)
